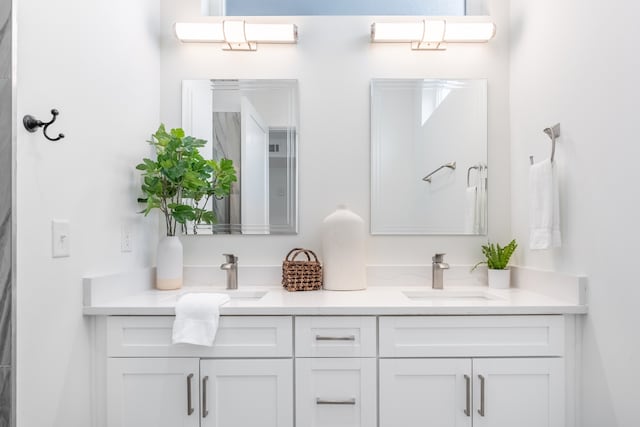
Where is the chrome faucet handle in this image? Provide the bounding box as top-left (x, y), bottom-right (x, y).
top-left (432, 253), bottom-right (446, 263)
top-left (221, 253), bottom-right (239, 290)
top-left (222, 253), bottom-right (238, 264)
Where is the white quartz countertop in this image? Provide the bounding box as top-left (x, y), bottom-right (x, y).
top-left (83, 284), bottom-right (587, 316)
top-left (82, 266), bottom-right (587, 316)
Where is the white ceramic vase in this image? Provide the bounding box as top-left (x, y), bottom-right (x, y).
top-left (156, 235), bottom-right (183, 290)
top-left (321, 206), bottom-right (367, 291)
top-left (488, 268), bottom-right (511, 289)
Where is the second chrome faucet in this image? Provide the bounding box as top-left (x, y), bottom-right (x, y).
top-left (432, 253), bottom-right (449, 290)
top-left (220, 253), bottom-right (238, 290)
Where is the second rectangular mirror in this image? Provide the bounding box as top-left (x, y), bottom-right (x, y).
top-left (182, 79), bottom-right (298, 235)
top-left (371, 79), bottom-right (488, 235)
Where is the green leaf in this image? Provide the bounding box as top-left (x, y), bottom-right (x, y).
top-left (170, 127), bottom-right (185, 139)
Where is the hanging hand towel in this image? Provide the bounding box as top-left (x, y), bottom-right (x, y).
top-left (476, 168), bottom-right (488, 234)
top-left (529, 159), bottom-right (561, 249)
top-left (172, 293), bottom-right (230, 346)
top-left (464, 186), bottom-right (478, 234)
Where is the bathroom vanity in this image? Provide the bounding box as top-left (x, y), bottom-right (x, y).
top-left (84, 268), bottom-right (586, 427)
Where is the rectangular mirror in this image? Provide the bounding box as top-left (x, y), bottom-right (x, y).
top-left (202, 0), bottom-right (488, 16)
top-left (182, 79), bottom-right (298, 235)
top-left (371, 79), bottom-right (487, 235)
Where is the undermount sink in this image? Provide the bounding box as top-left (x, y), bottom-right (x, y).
top-left (175, 289), bottom-right (268, 300)
top-left (402, 290), bottom-right (502, 302)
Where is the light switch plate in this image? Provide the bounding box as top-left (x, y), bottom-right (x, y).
top-left (52, 220), bottom-right (71, 258)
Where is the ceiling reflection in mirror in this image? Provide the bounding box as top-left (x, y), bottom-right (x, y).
top-left (202, 0), bottom-right (487, 16)
top-left (182, 79), bottom-right (298, 235)
top-left (371, 79), bottom-right (487, 235)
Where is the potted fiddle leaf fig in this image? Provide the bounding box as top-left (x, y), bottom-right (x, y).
top-left (471, 239), bottom-right (518, 289)
top-left (136, 124), bottom-right (237, 290)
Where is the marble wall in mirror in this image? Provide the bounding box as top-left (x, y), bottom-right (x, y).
top-left (371, 79), bottom-right (487, 235)
top-left (182, 79), bottom-right (298, 234)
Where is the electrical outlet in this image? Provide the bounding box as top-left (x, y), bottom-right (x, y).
top-left (52, 220), bottom-right (71, 258)
top-left (121, 222), bottom-right (133, 253)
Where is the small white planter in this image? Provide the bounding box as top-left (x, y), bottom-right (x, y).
top-left (488, 268), bottom-right (511, 289)
top-left (156, 236), bottom-right (183, 290)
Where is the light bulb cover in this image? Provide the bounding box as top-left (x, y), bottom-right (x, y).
top-left (371, 19), bottom-right (496, 50)
top-left (175, 21), bottom-right (298, 50)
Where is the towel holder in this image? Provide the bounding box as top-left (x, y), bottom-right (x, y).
top-left (467, 164), bottom-right (485, 187)
top-left (530, 123), bottom-right (560, 165)
top-left (23, 109), bottom-right (65, 142)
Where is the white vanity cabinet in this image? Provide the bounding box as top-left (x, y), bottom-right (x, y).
top-left (97, 312), bottom-right (575, 427)
top-left (378, 315), bottom-right (566, 427)
top-left (200, 359), bottom-right (293, 427)
top-left (103, 316), bottom-right (294, 427)
top-left (294, 316), bottom-right (377, 427)
top-left (107, 357), bottom-right (201, 427)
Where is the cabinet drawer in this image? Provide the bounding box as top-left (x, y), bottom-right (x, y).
top-left (107, 316), bottom-right (292, 358)
top-left (295, 358), bottom-right (377, 427)
top-left (295, 316), bottom-right (377, 357)
top-left (379, 315), bottom-right (564, 357)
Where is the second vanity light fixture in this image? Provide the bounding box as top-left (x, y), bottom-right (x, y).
top-left (371, 19), bottom-right (496, 50)
top-left (174, 21), bottom-right (298, 51)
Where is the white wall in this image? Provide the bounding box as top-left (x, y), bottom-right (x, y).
top-left (161, 0), bottom-right (511, 266)
top-left (509, 1), bottom-right (640, 425)
top-left (15, 0), bottom-right (161, 425)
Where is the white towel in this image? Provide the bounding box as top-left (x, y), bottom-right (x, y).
top-left (464, 186), bottom-right (478, 234)
top-left (529, 159), bottom-right (561, 250)
top-left (172, 293), bottom-right (230, 346)
top-left (476, 170), bottom-right (487, 234)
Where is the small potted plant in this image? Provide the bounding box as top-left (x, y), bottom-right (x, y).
top-left (471, 239), bottom-right (518, 289)
top-left (136, 124), bottom-right (237, 290)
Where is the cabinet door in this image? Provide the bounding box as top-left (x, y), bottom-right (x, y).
top-left (473, 358), bottom-right (564, 427)
top-left (379, 358), bottom-right (472, 427)
top-left (296, 358), bottom-right (377, 427)
top-left (107, 358), bottom-right (200, 427)
top-left (200, 359), bottom-right (293, 427)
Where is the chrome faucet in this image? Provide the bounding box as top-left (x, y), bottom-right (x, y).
top-left (220, 253), bottom-right (238, 290)
top-left (432, 253), bottom-right (449, 290)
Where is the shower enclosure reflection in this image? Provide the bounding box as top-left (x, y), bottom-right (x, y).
top-left (182, 79), bottom-right (298, 234)
top-left (371, 79), bottom-right (488, 235)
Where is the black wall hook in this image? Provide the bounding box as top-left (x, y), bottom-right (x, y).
top-left (23, 109), bottom-right (65, 142)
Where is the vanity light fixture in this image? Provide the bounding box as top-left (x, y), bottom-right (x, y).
top-left (174, 21), bottom-right (298, 51)
top-left (371, 19), bottom-right (496, 50)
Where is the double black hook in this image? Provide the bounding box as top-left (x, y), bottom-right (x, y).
top-left (23, 109), bottom-right (65, 142)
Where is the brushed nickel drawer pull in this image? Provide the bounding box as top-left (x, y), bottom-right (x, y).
top-left (477, 374), bottom-right (486, 417)
top-left (202, 376), bottom-right (209, 418)
top-left (315, 335), bottom-right (356, 341)
top-left (316, 398), bottom-right (357, 405)
top-left (464, 375), bottom-right (471, 416)
top-left (186, 373), bottom-right (195, 416)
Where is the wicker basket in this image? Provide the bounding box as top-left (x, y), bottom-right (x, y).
top-left (282, 248), bottom-right (323, 292)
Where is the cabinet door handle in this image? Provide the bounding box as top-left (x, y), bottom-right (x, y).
top-left (315, 335), bottom-right (356, 341)
top-left (316, 398), bottom-right (357, 405)
top-left (477, 374), bottom-right (486, 417)
top-left (186, 373), bottom-right (195, 416)
top-left (202, 376), bottom-right (209, 418)
top-left (464, 375), bottom-right (471, 416)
